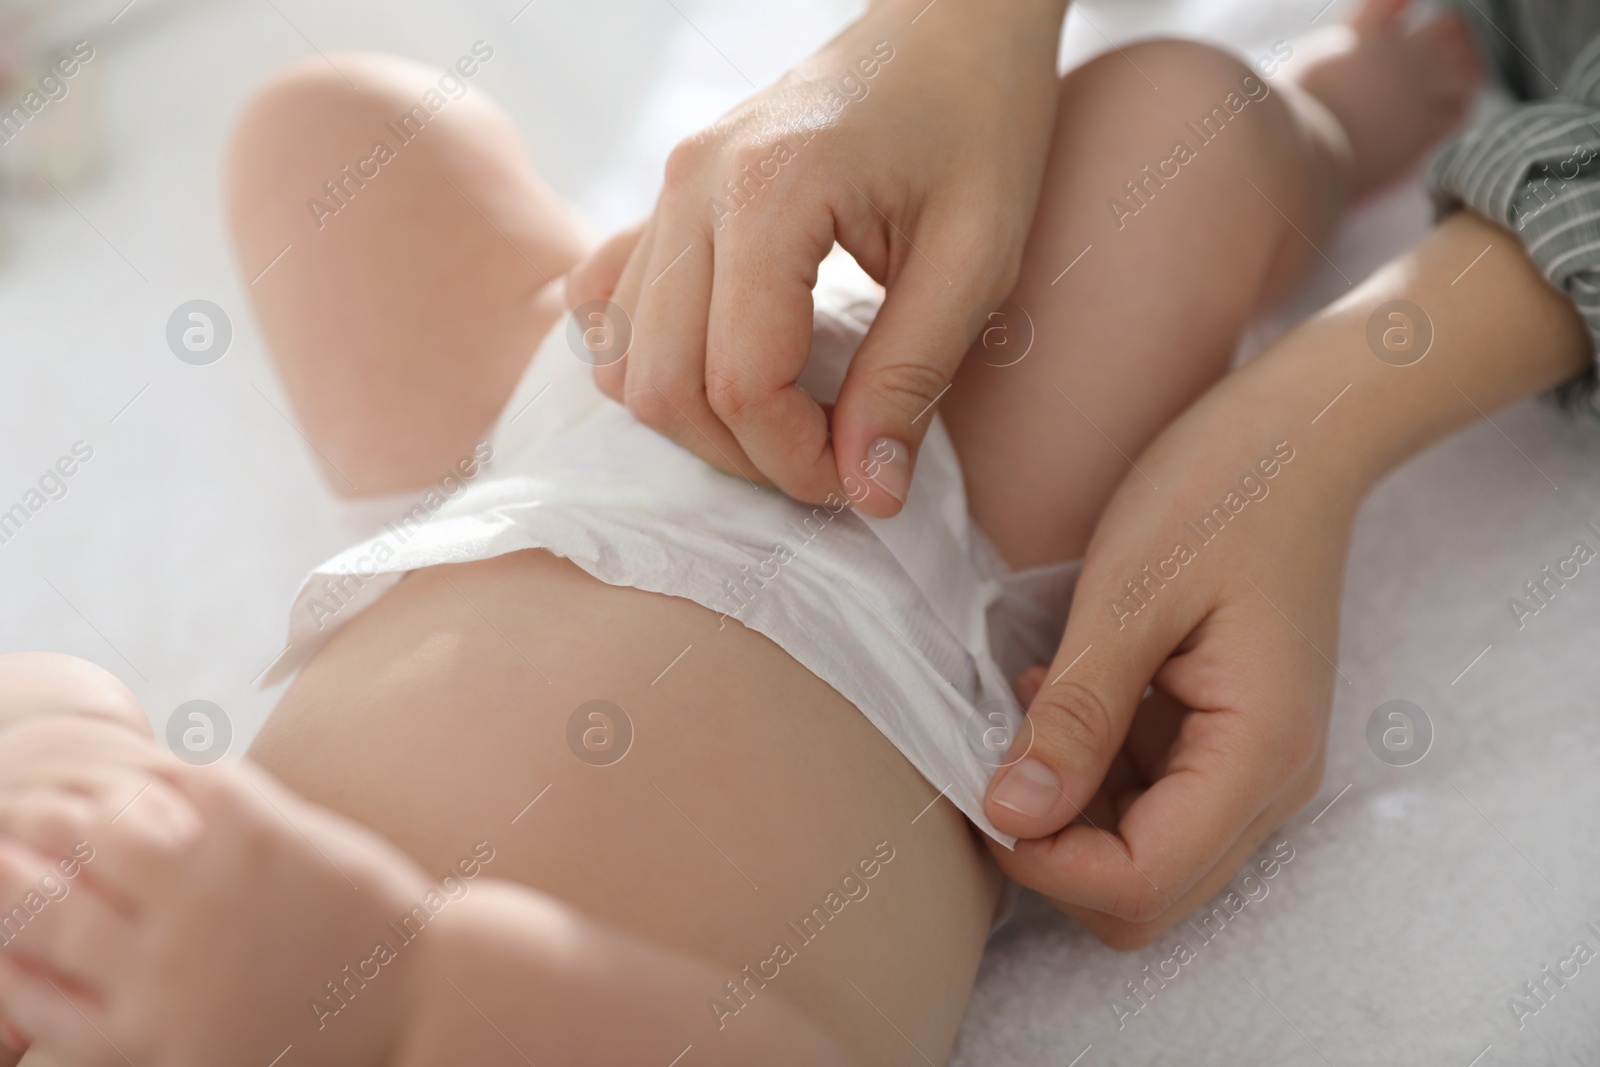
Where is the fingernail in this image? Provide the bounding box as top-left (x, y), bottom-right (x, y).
top-left (867, 437), bottom-right (910, 503)
top-left (991, 758), bottom-right (1060, 820)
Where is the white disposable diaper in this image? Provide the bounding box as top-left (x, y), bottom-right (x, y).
top-left (263, 253), bottom-right (1078, 846)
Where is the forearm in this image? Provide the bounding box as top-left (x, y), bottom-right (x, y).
top-left (1225, 210), bottom-right (1591, 504)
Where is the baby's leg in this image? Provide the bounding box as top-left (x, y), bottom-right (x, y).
top-left (0, 692), bottom-right (850, 1067)
top-left (233, 57), bottom-right (998, 1066)
top-left (254, 552), bottom-right (998, 1067)
top-left (943, 5), bottom-right (1477, 567)
top-left (227, 52), bottom-right (587, 495)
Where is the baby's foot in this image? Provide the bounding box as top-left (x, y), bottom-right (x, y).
top-left (1286, 0), bottom-right (1482, 200)
top-left (0, 754), bottom-right (431, 1067)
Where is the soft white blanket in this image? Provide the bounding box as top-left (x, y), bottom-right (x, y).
top-left (1, 1), bottom-right (1594, 1062)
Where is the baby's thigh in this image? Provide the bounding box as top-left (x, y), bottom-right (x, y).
top-left (250, 550), bottom-right (999, 1065)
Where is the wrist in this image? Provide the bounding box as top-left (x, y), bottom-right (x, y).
top-left (1233, 210), bottom-right (1591, 498)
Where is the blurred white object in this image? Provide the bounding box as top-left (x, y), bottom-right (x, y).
top-left (0, 0), bottom-right (188, 192)
top-left (0, 41), bottom-right (104, 191)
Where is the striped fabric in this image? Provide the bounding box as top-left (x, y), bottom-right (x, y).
top-left (1452, 0), bottom-right (1600, 102)
top-left (1428, 30), bottom-right (1600, 381)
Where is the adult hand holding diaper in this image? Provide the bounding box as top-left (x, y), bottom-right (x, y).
top-left (564, 0), bottom-right (1071, 520)
top-left (981, 348), bottom-right (1353, 949)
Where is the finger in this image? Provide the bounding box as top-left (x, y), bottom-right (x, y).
top-left (1083, 749), bottom-right (1144, 828)
top-left (991, 699), bottom-right (1287, 920)
top-left (624, 216), bottom-right (764, 484)
top-left (0, 773), bottom-right (197, 862)
top-left (831, 218), bottom-right (1010, 518)
top-left (704, 205), bottom-right (839, 503)
top-left (590, 216), bottom-right (657, 403)
top-left (1052, 796), bottom-right (1301, 949)
top-left (1417, 9), bottom-right (1483, 100)
top-left (0, 793), bottom-right (98, 869)
top-left (0, 779), bottom-right (199, 918)
top-left (983, 558), bottom-right (1197, 838)
top-left (566, 221), bottom-right (645, 309)
top-left (1120, 686), bottom-right (1188, 783)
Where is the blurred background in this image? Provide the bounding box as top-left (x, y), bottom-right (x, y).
top-left (1, 0), bottom-right (1597, 1063)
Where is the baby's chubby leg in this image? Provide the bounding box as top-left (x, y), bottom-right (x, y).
top-left (0, 656), bottom-right (850, 1067)
top-left (235, 50), bottom-right (999, 1067)
top-left (228, 51), bottom-right (588, 495)
top-left (943, 1), bottom-right (1479, 569)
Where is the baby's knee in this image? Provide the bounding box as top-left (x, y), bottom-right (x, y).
top-left (225, 49), bottom-right (531, 238)
top-left (1065, 38), bottom-right (1260, 101)
top-left (237, 52), bottom-right (470, 133)
top-left (1067, 38), bottom-right (1289, 138)
top-left (1064, 38), bottom-right (1300, 185)
top-left (231, 53), bottom-right (426, 175)
top-left (0, 652), bottom-right (147, 734)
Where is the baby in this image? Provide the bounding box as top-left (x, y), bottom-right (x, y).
top-left (0, 1), bottom-right (1478, 1063)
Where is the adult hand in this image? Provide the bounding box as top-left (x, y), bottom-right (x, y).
top-left (566, 0), bottom-right (1068, 516)
top-left (981, 209), bottom-right (1594, 948)
top-left (983, 370), bottom-right (1352, 948)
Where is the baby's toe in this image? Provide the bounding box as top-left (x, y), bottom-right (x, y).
top-left (0, 793), bottom-right (98, 870)
top-left (0, 780), bottom-right (200, 919)
top-left (1416, 9), bottom-right (1483, 94)
top-left (1350, 0), bottom-right (1408, 33)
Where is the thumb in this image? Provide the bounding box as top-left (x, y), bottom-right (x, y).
top-left (832, 237), bottom-right (1001, 519)
top-left (984, 564), bottom-right (1192, 838)
top-left (566, 221), bottom-right (645, 309)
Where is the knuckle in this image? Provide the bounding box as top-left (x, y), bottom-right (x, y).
top-left (1031, 680), bottom-right (1116, 762)
top-left (704, 363), bottom-right (757, 424)
top-left (728, 142), bottom-right (775, 175)
top-left (662, 134), bottom-right (714, 188)
top-left (862, 359), bottom-right (951, 423)
top-left (623, 379), bottom-right (680, 431)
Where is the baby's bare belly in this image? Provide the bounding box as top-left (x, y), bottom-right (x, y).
top-left (250, 548), bottom-right (999, 1065)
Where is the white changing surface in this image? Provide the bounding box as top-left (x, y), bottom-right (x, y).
top-left (0, 0), bottom-right (1595, 1063)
